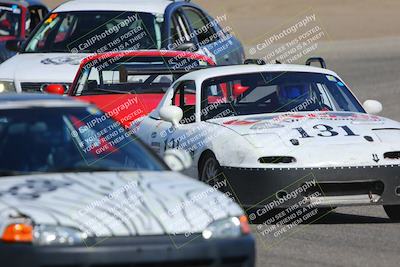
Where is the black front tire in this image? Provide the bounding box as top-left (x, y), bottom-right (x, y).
top-left (383, 205), bottom-right (400, 221)
top-left (199, 152), bottom-right (227, 192)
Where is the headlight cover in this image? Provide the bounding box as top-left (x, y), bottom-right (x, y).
top-left (33, 225), bottom-right (88, 246)
top-left (202, 216), bottom-right (250, 240)
top-left (0, 81), bottom-right (15, 93)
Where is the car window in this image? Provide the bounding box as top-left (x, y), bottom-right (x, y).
top-left (201, 72), bottom-right (365, 121)
top-left (0, 107), bottom-right (166, 176)
top-left (182, 7), bottom-right (217, 45)
top-left (170, 10), bottom-right (192, 46)
top-left (172, 81), bottom-right (196, 124)
top-left (0, 4), bottom-right (21, 37)
top-left (25, 11), bottom-right (162, 53)
top-left (27, 6), bottom-right (48, 35)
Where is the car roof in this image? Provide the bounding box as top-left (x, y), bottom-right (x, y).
top-left (177, 64), bottom-right (340, 83)
top-left (80, 50), bottom-right (215, 67)
top-left (0, 93), bottom-right (90, 109)
top-left (54, 0), bottom-right (172, 14)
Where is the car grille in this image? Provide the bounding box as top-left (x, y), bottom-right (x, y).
top-left (20, 82), bottom-right (71, 93)
top-left (304, 181), bottom-right (385, 197)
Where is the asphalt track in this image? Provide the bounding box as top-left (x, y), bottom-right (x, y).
top-left (250, 37), bottom-right (400, 267)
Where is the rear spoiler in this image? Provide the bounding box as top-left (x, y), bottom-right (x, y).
top-left (244, 57), bottom-right (327, 69)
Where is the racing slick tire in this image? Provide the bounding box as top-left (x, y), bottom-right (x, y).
top-left (199, 151), bottom-right (228, 192)
top-left (383, 205), bottom-right (400, 221)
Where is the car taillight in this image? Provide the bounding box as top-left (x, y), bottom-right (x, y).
top-left (2, 223), bottom-right (33, 243)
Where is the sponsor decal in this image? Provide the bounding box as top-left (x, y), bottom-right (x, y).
top-left (325, 75), bottom-right (337, 82)
top-left (222, 113), bottom-right (382, 126)
top-left (0, 179), bottom-right (72, 200)
top-left (372, 154), bottom-right (380, 163)
top-left (45, 13), bottom-right (58, 24)
top-left (41, 55), bottom-right (84, 65)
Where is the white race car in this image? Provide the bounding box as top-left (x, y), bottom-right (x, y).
top-left (134, 58), bottom-right (400, 221)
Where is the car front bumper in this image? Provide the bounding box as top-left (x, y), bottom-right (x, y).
top-left (222, 165), bottom-right (400, 208)
top-left (0, 234), bottom-right (255, 267)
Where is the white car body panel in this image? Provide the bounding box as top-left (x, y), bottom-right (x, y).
top-left (0, 53), bottom-right (88, 92)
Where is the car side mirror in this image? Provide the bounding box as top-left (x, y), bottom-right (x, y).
top-left (163, 149), bottom-right (192, 172)
top-left (363, 100), bottom-right (383, 115)
top-left (176, 42), bottom-right (198, 52)
top-left (6, 39), bottom-right (22, 52)
top-left (43, 84), bottom-right (66, 95)
top-left (159, 106), bottom-right (183, 127)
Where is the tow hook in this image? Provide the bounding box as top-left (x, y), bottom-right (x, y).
top-left (368, 190), bottom-right (379, 203)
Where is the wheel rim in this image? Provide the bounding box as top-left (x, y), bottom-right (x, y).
top-left (202, 157), bottom-right (219, 182)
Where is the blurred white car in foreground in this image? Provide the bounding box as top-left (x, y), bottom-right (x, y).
top-left (0, 94), bottom-right (254, 267)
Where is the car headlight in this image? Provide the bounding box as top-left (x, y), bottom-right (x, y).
top-left (1, 223), bottom-right (87, 245)
top-left (202, 215), bottom-right (250, 240)
top-left (0, 80), bottom-right (15, 93)
top-left (33, 225), bottom-right (88, 246)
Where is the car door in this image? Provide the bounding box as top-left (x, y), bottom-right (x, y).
top-left (148, 80), bottom-right (197, 158)
top-left (181, 6), bottom-right (243, 65)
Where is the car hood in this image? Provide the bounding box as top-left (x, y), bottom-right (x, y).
top-left (0, 171), bottom-right (242, 237)
top-left (209, 112), bottom-right (400, 167)
top-left (209, 111), bottom-right (399, 141)
top-left (0, 53), bottom-right (89, 83)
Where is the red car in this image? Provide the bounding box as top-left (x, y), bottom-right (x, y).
top-left (46, 50), bottom-right (215, 128)
top-left (0, 0), bottom-right (48, 62)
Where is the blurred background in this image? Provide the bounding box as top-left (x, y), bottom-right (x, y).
top-left (43, 0), bottom-right (400, 120)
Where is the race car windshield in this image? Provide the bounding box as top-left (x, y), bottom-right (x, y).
top-left (0, 5), bottom-right (21, 37)
top-left (0, 107), bottom-right (166, 176)
top-left (24, 11), bottom-right (162, 53)
top-left (73, 56), bottom-right (209, 96)
top-left (201, 71), bottom-right (365, 120)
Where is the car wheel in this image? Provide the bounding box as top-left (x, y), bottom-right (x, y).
top-left (383, 205), bottom-right (400, 221)
top-left (199, 152), bottom-right (227, 191)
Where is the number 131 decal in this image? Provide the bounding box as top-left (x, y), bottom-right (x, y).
top-left (294, 124), bottom-right (359, 138)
